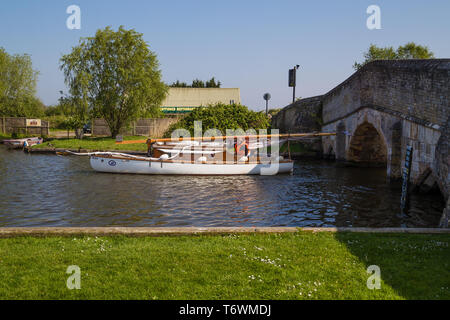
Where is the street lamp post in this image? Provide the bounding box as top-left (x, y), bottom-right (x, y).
top-left (263, 93), bottom-right (271, 115)
top-left (289, 65), bottom-right (300, 104)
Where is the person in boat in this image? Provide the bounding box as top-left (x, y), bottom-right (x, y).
top-left (234, 138), bottom-right (249, 160)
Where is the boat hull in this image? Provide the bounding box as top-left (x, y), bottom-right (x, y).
top-left (3, 137), bottom-right (43, 149)
top-left (90, 156), bottom-right (293, 175)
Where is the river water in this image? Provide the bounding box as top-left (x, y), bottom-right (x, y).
top-left (0, 146), bottom-right (444, 227)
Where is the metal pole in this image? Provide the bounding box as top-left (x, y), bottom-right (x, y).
top-left (265, 100), bottom-right (268, 115)
top-left (292, 65), bottom-right (299, 104)
top-left (293, 84), bottom-right (295, 104)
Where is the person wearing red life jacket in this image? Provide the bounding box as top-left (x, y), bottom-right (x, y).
top-left (234, 138), bottom-right (249, 159)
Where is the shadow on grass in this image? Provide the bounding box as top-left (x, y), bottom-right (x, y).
top-left (334, 232), bottom-right (450, 300)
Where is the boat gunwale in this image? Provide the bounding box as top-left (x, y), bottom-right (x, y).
top-left (91, 154), bottom-right (293, 165)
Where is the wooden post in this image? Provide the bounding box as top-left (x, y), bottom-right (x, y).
top-left (44, 121), bottom-right (49, 136)
top-left (1, 116), bottom-right (4, 134)
top-left (287, 137), bottom-right (291, 160)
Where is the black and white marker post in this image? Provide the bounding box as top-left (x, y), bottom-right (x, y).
top-left (289, 65), bottom-right (300, 103)
top-left (400, 145), bottom-right (413, 216)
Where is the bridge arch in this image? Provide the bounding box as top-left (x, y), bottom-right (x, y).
top-left (347, 122), bottom-right (387, 167)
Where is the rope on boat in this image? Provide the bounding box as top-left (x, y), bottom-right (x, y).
top-left (61, 144), bottom-right (192, 161)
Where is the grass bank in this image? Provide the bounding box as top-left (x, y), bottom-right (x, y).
top-left (0, 133), bottom-right (11, 140)
top-left (0, 133), bottom-right (39, 141)
top-left (27, 137), bottom-right (315, 154)
top-left (0, 231), bottom-right (448, 299)
top-left (31, 136), bottom-right (147, 151)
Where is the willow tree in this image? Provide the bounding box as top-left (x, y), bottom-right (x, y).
top-left (0, 47), bottom-right (42, 117)
top-left (60, 26), bottom-right (167, 137)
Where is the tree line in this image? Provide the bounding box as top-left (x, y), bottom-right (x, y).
top-left (353, 42), bottom-right (434, 70)
top-left (170, 77), bottom-right (221, 88)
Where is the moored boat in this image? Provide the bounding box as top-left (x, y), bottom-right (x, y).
top-left (89, 152), bottom-right (293, 175)
top-left (3, 137), bottom-right (43, 149)
top-left (63, 132), bottom-right (335, 175)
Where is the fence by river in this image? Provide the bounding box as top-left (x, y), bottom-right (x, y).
top-left (0, 117), bottom-right (49, 136)
top-left (92, 117), bottom-right (181, 137)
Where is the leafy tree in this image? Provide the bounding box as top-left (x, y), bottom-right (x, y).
top-left (60, 26), bottom-right (167, 138)
top-left (205, 77), bottom-right (221, 88)
top-left (170, 77), bottom-right (221, 88)
top-left (191, 79), bottom-right (205, 88)
top-left (268, 108), bottom-right (282, 116)
top-left (397, 42), bottom-right (435, 59)
top-left (163, 103), bottom-right (270, 137)
top-left (44, 105), bottom-right (62, 117)
top-left (169, 80), bottom-right (188, 87)
top-left (0, 47), bottom-right (41, 117)
top-left (353, 42), bottom-right (434, 70)
top-left (43, 91), bottom-right (86, 132)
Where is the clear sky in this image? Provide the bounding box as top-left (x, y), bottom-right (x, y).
top-left (1, 0), bottom-right (449, 111)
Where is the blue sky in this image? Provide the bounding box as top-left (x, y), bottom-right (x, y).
top-left (1, 0), bottom-right (449, 111)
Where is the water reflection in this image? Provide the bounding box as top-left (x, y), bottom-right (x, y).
top-left (0, 146), bottom-right (444, 227)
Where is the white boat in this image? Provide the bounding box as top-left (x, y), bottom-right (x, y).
top-left (63, 132), bottom-right (335, 175)
top-left (89, 153), bottom-right (293, 175)
top-left (3, 137), bottom-right (43, 149)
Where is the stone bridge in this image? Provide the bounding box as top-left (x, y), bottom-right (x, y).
top-left (272, 59), bottom-right (450, 225)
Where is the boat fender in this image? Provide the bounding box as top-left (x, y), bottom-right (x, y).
top-left (159, 154), bottom-right (169, 160)
top-left (238, 156), bottom-right (248, 162)
top-left (197, 156), bottom-right (207, 163)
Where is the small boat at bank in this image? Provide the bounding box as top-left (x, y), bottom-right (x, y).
top-left (3, 137), bottom-right (43, 149)
top-left (63, 133), bottom-right (335, 176)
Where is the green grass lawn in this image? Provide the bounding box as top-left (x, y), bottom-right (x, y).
top-left (31, 136), bottom-right (148, 151)
top-left (0, 133), bottom-right (11, 140)
top-left (0, 133), bottom-right (38, 140)
top-left (0, 232), bottom-right (448, 299)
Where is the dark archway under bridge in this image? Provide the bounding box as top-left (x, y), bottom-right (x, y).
top-left (347, 122), bottom-right (387, 167)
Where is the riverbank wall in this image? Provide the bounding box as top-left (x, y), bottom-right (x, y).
top-left (0, 227), bottom-right (449, 237)
top-left (0, 117), bottom-right (49, 136)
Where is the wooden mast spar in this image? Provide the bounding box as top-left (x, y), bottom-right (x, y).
top-left (115, 132), bottom-right (337, 145)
